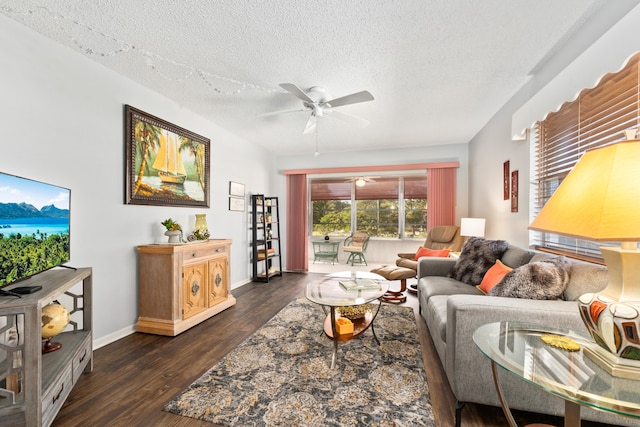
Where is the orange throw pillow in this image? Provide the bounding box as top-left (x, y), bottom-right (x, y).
top-left (413, 247), bottom-right (451, 261)
top-left (477, 260), bottom-right (512, 294)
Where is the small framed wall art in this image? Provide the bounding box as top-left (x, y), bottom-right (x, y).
top-left (229, 181), bottom-right (245, 197)
top-left (511, 170), bottom-right (518, 213)
top-left (503, 161), bottom-right (510, 200)
top-left (229, 197), bottom-right (245, 212)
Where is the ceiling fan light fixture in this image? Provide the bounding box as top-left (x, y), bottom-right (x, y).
top-left (355, 178), bottom-right (367, 187)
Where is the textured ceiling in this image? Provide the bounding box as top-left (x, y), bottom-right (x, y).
top-left (0, 0), bottom-right (618, 155)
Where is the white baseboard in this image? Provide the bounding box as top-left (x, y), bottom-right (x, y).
top-left (93, 278), bottom-right (252, 350)
top-left (93, 324), bottom-right (136, 350)
top-left (231, 278), bottom-right (252, 290)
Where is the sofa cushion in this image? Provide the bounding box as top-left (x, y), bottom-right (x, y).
top-left (477, 260), bottom-right (512, 294)
top-left (418, 276), bottom-right (483, 299)
top-left (426, 295), bottom-right (449, 342)
top-left (489, 256), bottom-right (571, 300)
top-left (501, 245), bottom-right (536, 269)
top-left (564, 260), bottom-right (609, 301)
top-left (448, 237), bottom-right (509, 286)
top-left (413, 247), bottom-right (450, 260)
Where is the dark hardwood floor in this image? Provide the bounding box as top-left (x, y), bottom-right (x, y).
top-left (52, 273), bottom-right (593, 426)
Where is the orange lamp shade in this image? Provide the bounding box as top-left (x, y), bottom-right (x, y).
top-left (529, 140), bottom-right (640, 242)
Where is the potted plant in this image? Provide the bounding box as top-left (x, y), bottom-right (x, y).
top-left (161, 218), bottom-right (182, 243)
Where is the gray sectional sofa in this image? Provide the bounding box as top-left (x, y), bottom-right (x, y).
top-left (416, 241), bottom-right (636, 426)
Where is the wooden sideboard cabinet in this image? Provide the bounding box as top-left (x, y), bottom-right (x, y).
top-left (135, 239), bottom-right (236, 336)
top-left (0, 267), bottom-right (93, 427)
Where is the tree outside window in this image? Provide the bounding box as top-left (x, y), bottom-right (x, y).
top-left (312, 200), bottom-right (351, 237)
top-left (356, 199), bottom-right (399, 237)
top-left (404, 198), bottom-right (427, 238)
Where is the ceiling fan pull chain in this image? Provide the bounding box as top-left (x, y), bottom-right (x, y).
top-left (315, 119), bottom-right (320, 157)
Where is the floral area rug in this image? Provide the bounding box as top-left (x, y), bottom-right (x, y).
top-left (163, 298), bottom-right (434, 426)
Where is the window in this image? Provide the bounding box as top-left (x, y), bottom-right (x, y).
top-left (310, 175), bottom-right (427, 239)
top-left (355, 178), bottom-right (400, 237)
top-left (532, 52), bottom-right (640, 260)
top-left (309, 179), bottom-right (351, 237)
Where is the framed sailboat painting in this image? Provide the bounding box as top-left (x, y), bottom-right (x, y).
top-left (125, 105), bottom-right (210, 207)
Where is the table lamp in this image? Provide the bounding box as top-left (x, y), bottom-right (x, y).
top-left (529, 136), bottom-right (640, 379)
top-left (461, 218), bottom-right (486, 238)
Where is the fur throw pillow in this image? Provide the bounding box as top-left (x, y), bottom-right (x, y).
top-left (489, 256), bottom-right (571, 300)
top-left (448, 237), bottom-right (509, 286)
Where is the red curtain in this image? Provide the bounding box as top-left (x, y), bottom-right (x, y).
top-left (286, 174), bottom-right (308, 272)
top-left (427, 167), bottom-right (456, 228)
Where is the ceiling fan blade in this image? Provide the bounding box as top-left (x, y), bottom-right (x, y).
top-left (322, 90), bottom-right (374, 108)
top-left (325, 110), bottom-right (370, 127)
top-left (303, 114), bottom-right (317, 134)
top-left (279, 83), bottom-right (315, 104)
top-left (258, 108), bottom-right (307, 117)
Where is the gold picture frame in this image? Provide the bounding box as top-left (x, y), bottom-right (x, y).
top-left (125, 105), bottom-right (210, 207)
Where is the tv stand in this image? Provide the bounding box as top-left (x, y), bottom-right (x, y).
top-left (0, 267), bottom-right (92, 426)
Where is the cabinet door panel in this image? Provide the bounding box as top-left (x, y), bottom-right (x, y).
top-left (183, 263), bottom-right (208, 319)
top-left (208, 257), bottom-right (228, 307)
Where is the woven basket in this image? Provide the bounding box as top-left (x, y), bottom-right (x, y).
top-left (338, 303), bottom-right (372, 320)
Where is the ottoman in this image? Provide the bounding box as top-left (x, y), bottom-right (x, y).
top-left (370, 265), bottom-right (415, 303)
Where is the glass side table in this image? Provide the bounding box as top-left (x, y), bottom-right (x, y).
top-left (473, 321), bottom-right (640, 427)
top-left (306, 271), bottom-right (388, 368)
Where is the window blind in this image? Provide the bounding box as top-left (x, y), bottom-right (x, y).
top-left (355, 177), bottom-right (399, 200)
top-left (310, 179), bottom-right (351, 201)
top-left (404, 176), bottom-right (428, 199)
top-left (533, 52), bottom-right (640, 260)
top-left (310, 175), bottom-right (428, 200)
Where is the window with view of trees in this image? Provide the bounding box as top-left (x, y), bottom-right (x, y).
top-left (310, 175), bottom-right (427, 239)
top-left (532, 52), bottom-right (640, 261)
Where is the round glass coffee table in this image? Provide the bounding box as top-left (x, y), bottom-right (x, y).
top-left (473, 321), bottom-right (640, 427)
top-left (306, 271), bottom-right (389, 368)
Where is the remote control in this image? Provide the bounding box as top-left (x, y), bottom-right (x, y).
top-left (9, 286), bottom-right (43, 294)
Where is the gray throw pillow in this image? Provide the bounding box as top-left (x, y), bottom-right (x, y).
top-left (448, 237), bottom-right (509, 286)
top-left (489, 256), bottom-right (571, 300)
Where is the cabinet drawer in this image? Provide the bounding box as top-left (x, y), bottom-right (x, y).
top-left (42, 364), bottom-right (72, 427)
top-left (72, 334), bottom-right (92, 383)
top-left (183, 245), bottom-right (227, 262)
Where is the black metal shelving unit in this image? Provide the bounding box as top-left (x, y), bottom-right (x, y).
top-left (251, 194), bottom-right (282, 282)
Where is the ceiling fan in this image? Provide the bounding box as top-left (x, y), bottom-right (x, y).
top-left (346, 176), bottom-right (379, 187)
top-left (261, 83), bottom-right (375, 134)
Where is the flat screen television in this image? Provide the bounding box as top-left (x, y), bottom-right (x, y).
top-left (0, 171), bottom-right (70, 289)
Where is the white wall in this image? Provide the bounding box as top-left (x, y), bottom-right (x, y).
top-left (0, 15), bottom-right (275, 346)
top-left (469, 2), bottom-right (640, 247)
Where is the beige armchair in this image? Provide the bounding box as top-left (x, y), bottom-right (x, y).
top-left (396, 225), bottom-right (463, 272)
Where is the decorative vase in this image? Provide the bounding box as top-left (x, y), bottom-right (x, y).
top-left (165, 230), bottom-right (181, 243)
top-left (193, 214), bottom-right (210, 240)
top-left (195, 214), bottom-right (208, 232)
